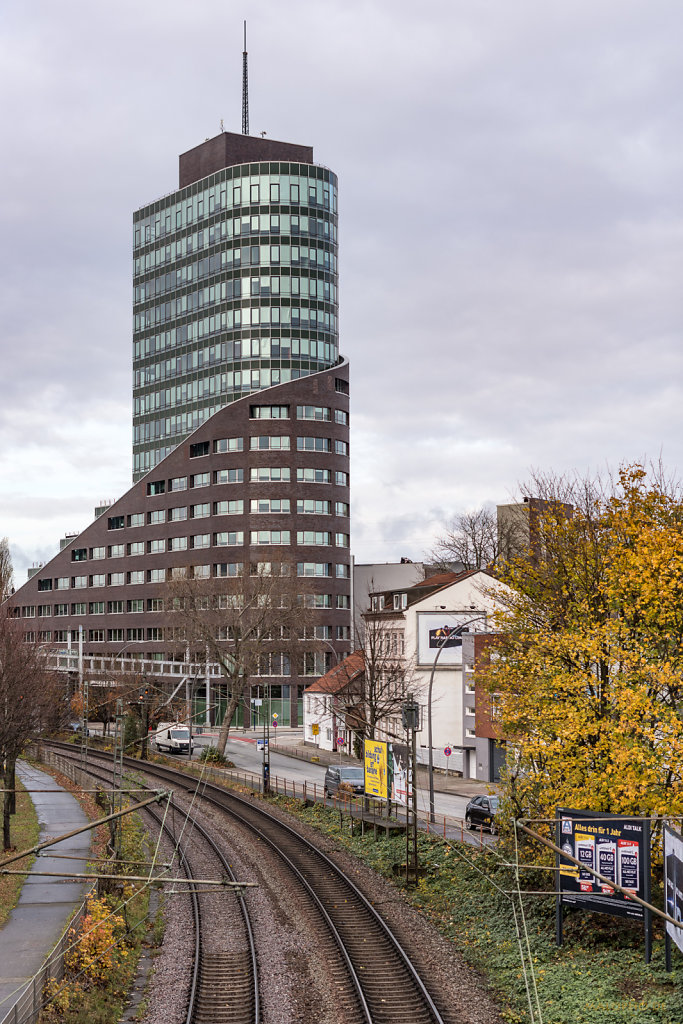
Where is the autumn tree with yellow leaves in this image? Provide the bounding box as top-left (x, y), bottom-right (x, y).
top-left (486, 465), bottom-right (683, 840)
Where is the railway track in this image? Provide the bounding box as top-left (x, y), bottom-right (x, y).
top-left (46, 751), bottom-right (259, 1024)
top-left (46, 742), bottom-right (447, 1024)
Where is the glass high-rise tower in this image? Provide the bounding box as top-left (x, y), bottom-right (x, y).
top-left (132, 131), bottom-right (339, 481)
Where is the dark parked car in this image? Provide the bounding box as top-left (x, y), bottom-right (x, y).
top-left (465, 795), bottom-right (500, 833)
top-left (324, 764), bottom-right (365, 797)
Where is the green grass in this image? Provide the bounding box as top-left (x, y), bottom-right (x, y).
top-left (0, 776), bottom-right (40, 925)
top-left (265, 794), bottom-right (683, 1024)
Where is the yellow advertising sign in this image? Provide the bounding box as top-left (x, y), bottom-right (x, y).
top-left (364, 739), bottom-right (388, 799)
top-left (311, 723), bottom-right (319, 736)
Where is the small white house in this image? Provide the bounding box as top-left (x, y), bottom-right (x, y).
top-left (303, 651), bottom-right (365, 753)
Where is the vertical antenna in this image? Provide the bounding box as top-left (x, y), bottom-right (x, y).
top-left (242, 20), bottom-right (249, 136)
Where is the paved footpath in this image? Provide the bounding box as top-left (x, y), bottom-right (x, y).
top-left (0, 761), bottom-right (91, 1019)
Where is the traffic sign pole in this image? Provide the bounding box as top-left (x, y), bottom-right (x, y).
top-left (444, 745), bottom-right (452, 778)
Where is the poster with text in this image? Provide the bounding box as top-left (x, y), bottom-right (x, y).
top-left (416, 612), bottom-right (487, 667)
top-left (664, 825), bottom-right (683, 954)
top-left (557, 808), bottom-right (648, 921)
top-left (364, 739), bottom-right (388, 800)
top-left (390, 743), bottom-right (411, 806)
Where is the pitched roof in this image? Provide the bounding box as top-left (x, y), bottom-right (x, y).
top-left (305, 650), bottom-right (365, 694)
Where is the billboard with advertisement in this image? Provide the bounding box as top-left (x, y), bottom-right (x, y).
top-left (416, 612), bottom-right (486, 667)
top-left (363, 739), bottom-right (388, 799)
top-left (557, 808), bottom-right (650, 922)
top-left (390, 742), bottom-right (411, 806)
top-left (664, 825), bottom-right (683, 955)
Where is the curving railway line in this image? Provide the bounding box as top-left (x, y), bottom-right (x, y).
top-left (53, 752), bottom-right (259, 1024)
top-left (45, 742), bottom-right (448, 1024)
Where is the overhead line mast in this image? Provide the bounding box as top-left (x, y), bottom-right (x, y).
top-left (242, 20), bottom-right (249, 136)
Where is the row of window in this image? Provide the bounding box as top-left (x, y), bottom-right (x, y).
top-left (142, 444), bottom-right (347, 498)
top-left (135, 172), bottom-right (338, 248)
top-left (133, 324), bottom-right (333, 369)
top-left (135, 223), bottom-right (336, 286)
top-left (73, 530), bottom-right (351, 563)
top-left (248, 404), bottom-right (346, 422)
top-left (135, 265), bottom-right (338, 308)
top-left (134, 298), bottom-right (338, 338)
top-left (33, 561), bottom-right (351, 594)
top-left (21, 592), bottom-right (351, 619)
top-left (134, 364), bottom-right (340, 424)
top-left (133, 336), bottom-right (337, 389)
top-left (135, 336), bottom-right (334, 380)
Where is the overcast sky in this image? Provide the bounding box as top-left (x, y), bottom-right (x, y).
top-left (2, 0), bottom-right (683, 584)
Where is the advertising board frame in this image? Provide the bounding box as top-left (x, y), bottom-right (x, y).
top-left (664, 824), bottom-right (683, 970)
top-left (363, 739), bottom-right (388, 800)
top-left (555, 807), bottom-right (652, 962)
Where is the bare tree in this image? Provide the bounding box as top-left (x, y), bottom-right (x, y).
top-left (0, 611), bottom-right (61, 850)
top-left (0, 538), bottom-right (14, 602)
top-left (428, 506), bottom-right (499, 571)
top-left (166, 564), bottom-right (314, 757)
top-left (315, 607), bottom-right (415, 757)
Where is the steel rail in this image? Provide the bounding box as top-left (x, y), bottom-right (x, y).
top-left (52, 743), bottom-right (445, 1024)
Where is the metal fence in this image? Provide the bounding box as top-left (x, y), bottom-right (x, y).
top-left (0, 752), bottom-right (96, 1024)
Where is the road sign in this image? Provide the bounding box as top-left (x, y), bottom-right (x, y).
top-left (337, 735), bottom-right (345, 746)
top-left (444, 746), bottom-right (452, 757)
top-left (311, 723), bottom-right (319, 735)
top-left (257, 739), bottom-right (268, 751)
top-left (252, 698), bottom-right (263, 706)
top-left (272, 720), bottom-right (278, 729)
top-left (272, 712), bottom-right (278, 720)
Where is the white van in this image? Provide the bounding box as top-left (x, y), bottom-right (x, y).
top-left (153, 723), bottom-right (193, 755)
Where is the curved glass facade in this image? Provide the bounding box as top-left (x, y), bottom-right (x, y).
top-left (132, 160), bottom-right (339, 480)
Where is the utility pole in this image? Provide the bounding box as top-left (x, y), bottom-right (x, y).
top-left (401, 695), bottom-right (420, 885)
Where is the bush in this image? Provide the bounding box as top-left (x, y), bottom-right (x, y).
top-left (198, 745), bottom-right (227, 765)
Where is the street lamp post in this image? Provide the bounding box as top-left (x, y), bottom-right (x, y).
top-left (427, 615), bottom-right (486, 824)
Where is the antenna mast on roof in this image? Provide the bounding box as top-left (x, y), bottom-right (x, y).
top-left (242, 20), bottom-right (249, 136)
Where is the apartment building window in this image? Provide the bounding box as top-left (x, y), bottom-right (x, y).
top-left (55, 577), bottom-right (70, 590)
top-left (214, 532), bottom-right (245, 546)
top-left (54, 604), bottom-right (68, 616)
top-left (214, 437), bottom-right (243, 453)
top-left (214, 500), bottom-right (243, 515)
top-left (169, 507), bottom-right (188, 521)
top-left (214, 563), bottom-right (243, 577)
top-left (297, 437), bottom-right (331, 452)
top-left (250, 404), bottom-right (289, 419)
top-left (190, 441), bottom-right (210, 458)
top-left (297, 531), bottom-right (332, 546)
top-left (335, 502), bottom-right (349, 517)
top-left (297, 405), bottom-right (330, 421)
top-left (107, 600), bottom-right (124, 613)
top-left (147, 480), bottom-right (165, 496)
top-left (38, 605), bottom-right (52, 616)
top-left (127, 628), bottom-right (144, 641)
top-left (297, 468), bottom-right (330, 484)
top-left (335, 471), bottom-right (349, 486)
top-left (250, 436), bottom-right (290, 451)
top-left (215, 469), bottom-right (244, 484)
top-left (109, 573), bottom-right (125, 586)
top-left (90, 546), bottom-right (106, 559)
top-left (191, 473), bottom-right (210, 488)
top-left (72, 548), bottom-right (87, 562)
top-left (191, 503), bottom-right (211, 518)
top-left (148, 509), bottom-right (166, 524)
top-left (89, 602), bottom-right (104, 614)
top-left (90, 574), bottom-right (106, 587)
top-left (251, 467), bottom-right (290, 482)
top-left (250, 530), bottom-right (291, 545)
top-left (297, 563), bottom-right (332, 577)
top-left (38, 579), bottom-right (52, 592)
top-left (250, 499), bottom-right (290, 514)
top-left (128, 513), bottom-right (144, 527)
top-left (297, 499), bottom-right (330, 515)
top-left (108, 515), bottom-right (124, 530)
top-left (108, 545), bottom-right (124, 558)
top-left (108, 629), bottom-right (125, 643)
top-left (128, 571), bottom-right (145, 585)
top-left (148, 569), bottom-right (166, 583)
top-left (128, 542), bottom-right (145, 556)
top-left (169, 477), bottom-right (187, 491)
top-left (89, 630), bottom-right (105, 642)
